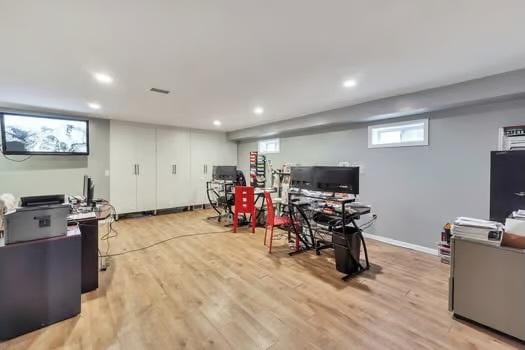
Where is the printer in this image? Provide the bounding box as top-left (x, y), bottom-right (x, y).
top-left (4, 195), bottom-right (70, 245)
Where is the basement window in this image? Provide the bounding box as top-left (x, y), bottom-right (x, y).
top-left (258, 138), bottom-right (280, 154)
top-left (368, 118), bottom-right (429, 148)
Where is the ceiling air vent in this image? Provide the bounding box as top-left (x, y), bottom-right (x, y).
top-left (149, 88), bottom-right (171, 94)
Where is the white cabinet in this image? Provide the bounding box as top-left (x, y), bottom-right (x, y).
top-left (110, 120), bottom-right (238, 213)
top-left (110, 121), bottom-right (157, 215)
top-left (190, 131), bottom-right (216, 205)
top-left (109, 122), bottom-right (137, 214)
top-left (189, 131), bottom-right (238, 205)
top-left (135, 128), bottom-right (157, 212)
top-left (156, 128), bottom-right (191, 209)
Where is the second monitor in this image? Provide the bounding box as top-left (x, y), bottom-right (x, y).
top-left (312, 166), bottom-right (359, 194)
top-left (290, 166), bottom-right (359, 194)
top-left (212, 166), bottom-right (237, 182)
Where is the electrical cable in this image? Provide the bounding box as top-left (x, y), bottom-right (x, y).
top-left (99, 229), bottom-right (231, 258)
top-left (98, 203), bottom-right (118, 258)
top-left (1, 152), bottom-right (33, 162)
top-left (70, 201), bottom-right (118, 270)
top-left (359, 214), bottom-right (378, 230)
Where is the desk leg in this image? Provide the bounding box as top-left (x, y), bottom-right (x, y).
top-left (254, 193), bottom-right (265, 226)
top-left (78, 219), bottom-right (99, 293)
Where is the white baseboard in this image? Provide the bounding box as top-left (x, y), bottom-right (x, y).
top-left (363, 232), bottom-right (438, 256)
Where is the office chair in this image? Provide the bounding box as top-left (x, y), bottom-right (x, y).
top-left (233, 186), bottom-right (256, 233)
top-left (263, 191), bottom-right (292, 253)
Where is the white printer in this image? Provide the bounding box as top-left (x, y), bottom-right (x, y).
top-left (4, 202), bottom-right (70, 245)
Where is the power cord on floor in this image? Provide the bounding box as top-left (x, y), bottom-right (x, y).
top-left (359, 214), bottom-right (378, 230)
top-left (98, 229), bottom-right (231, 258)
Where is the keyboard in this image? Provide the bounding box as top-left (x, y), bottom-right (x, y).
top-left (68, 212), bottom-right (96, 221)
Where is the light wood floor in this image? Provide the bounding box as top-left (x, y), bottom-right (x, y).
top-left (1, 210), bottom-right (523, 350)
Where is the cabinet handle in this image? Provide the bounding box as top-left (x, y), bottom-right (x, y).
top-left (133, 164), bottom-right (137, 175)
top-left (172, 164), bottom-right (177, 175)
top-left (137, 164), bottom-right (140, 176)
top-left (203, 164), bottom-right (206, 174)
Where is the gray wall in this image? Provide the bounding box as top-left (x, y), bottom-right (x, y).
top-left (238, 98), bottom-right (525, 249)
top-left (0, 117), bottom-right (110, 200)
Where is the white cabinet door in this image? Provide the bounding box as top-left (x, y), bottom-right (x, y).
top-left (157, 128), bottom-right (191, 209)
top-left (136, 126), bottom-right (157, 212)
top-left (110, 121), bottom-right (138, 214)
top-left (190, 131), bottom-right (216, 205)
top-left (110, 121), bottom-right (157, 214)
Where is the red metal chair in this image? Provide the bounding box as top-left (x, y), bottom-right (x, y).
top-left (233, 186), bottom-right (256, 233)
top-left (263, 192), bottom-right (292, 253)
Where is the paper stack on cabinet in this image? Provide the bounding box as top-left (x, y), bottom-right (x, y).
top-left (452, 217), bottom-right (504, 245)
top-left (511, 210), bottom-right (525, 219)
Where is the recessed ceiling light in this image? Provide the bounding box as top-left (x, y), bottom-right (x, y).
top-left (88, 102), bottom-right (101, 110)
top-left (343, 79), bottom-right (357, 88)
top-left (93, 72), bottom-right (113, 84)
top-left (253, 106), bottom-right (264, 115)
top-left (213, 120), bottom-right (222, 127)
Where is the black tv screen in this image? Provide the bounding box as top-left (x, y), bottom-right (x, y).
top-left (212, 166), bottom-right (237, 181)
top-left (290, 166), bottom-right (314, 189)
top-left (1, 113), bottom-right (89, 155)
top-left (312, 166), bottom-right (359, 194)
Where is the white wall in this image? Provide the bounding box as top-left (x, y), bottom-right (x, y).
top-left (238, 98), bottom-right (525, 249)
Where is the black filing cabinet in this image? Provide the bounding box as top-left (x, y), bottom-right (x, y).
top-left (490, 150), bottom-right (525, 223)
top-left (0, 234), bottom-right (81, 340)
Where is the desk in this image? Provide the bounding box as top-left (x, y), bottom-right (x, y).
top-left (253, 188), bottom-right (276, 224)
top-left (0, 233), bottom-right (81, 340)
top-left (287, 191), bottom-right (371, 280)
top-left (68, 203), bottom-right (112, 293)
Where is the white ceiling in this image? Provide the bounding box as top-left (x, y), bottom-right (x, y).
top-left (1, 1), bottom-right (525, 131)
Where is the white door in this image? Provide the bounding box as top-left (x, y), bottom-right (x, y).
top-left (110, 121), bottom-right (138, 214)
top-left (157, 128), bottom-right (191, 209)
top-left (136, 126), bottom-right (157, 212)
top-left (190, 131), bottom-right (215, 205)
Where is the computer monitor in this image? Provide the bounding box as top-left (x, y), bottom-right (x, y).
top-left (83, 175), bottom-right (94, 206)
top-left (83, 175), bottom-right (89, 199)
top-left (212, 166), bottom-right (237, 181)
top-left (311, 166), bottom-right (359, 194)
top-left (290, 166), bottom-right (314, 189)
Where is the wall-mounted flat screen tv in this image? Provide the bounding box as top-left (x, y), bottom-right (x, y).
top-left (1, 113), bottom-right (89, 155)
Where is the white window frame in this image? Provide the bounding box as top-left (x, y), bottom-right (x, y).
top-left (368, 118), bottom-right (429, 149)
top-left (258, 138), bottom-right (280, 154)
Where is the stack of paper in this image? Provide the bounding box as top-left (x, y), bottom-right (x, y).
top-left (511, 210), bottom-right (525, 219)
top-left (505, 218), bottom-right (525, 236)
top-left (452, 217), bottom-right (504, 245)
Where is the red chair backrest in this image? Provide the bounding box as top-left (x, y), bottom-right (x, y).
top-left (264, 192), bottom-right (274, 224)
top-left (234, 186), bottom-right (255, 214)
